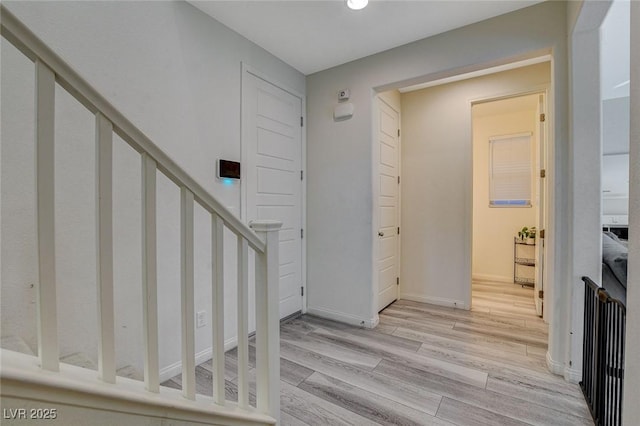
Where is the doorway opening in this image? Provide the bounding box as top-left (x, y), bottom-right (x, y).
top-left (371, 58), bottom-right (555, 349)
top-left (471, 92), bottom-right (549, 322)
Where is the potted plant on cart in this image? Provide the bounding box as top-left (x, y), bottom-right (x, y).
top-left (518, 226), bottom-right (536, 244)
top-left (527, 227), bottom-right (536, 245)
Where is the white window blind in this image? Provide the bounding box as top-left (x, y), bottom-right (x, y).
top-left (489, 133), bottom-right (532, 206)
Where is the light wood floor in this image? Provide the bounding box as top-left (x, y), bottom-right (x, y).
top-left (163, 281), bottom-right (592, 425)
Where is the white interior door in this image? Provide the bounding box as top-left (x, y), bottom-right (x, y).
top-left (534, 93), bottom-right (546, 317)
top-left (243, 69), bottom-right (303, 319)
top-left (377, 98), bottom-right (400, 311)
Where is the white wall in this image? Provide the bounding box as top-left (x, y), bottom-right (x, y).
top-left (1, 37), bottom-right (38, 355)
top-left (603, 97), bottom-right (630, 155)
top-left (1, 0), bottom-right (304, 377)
top-left (567, 1), bottom-right (585, 36)
top-left (306, 1), bottom-right (568, 326)
top-left (400, 64), bottom-right (548, 307)
top-left (602, 97), bottom-right (630, 216)
top-left (623, 2), bottom-right (640, 423)
top-left (471, 98), bottom-right (539, 283)
top-left (566, 0), bottom-right (613, 383)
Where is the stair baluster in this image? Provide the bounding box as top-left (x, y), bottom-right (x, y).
top-left (141, 152), bottom-right (160, 393)
top-left (35, 59), bottom-right (59, 373)
top-left (212, 214), bottom-right (226, 405)
top-left (96, 112), bottom-right (116, 384)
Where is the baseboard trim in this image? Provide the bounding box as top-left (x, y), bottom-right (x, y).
top-left (564, 366), bottom-right (582, 384)
top-left (280, 310), bottom-right (303, 324)
top-left (159, 336), bottom-right (238, 383)
top-left (472, 274), bottom-right (513, 284)
top-left (546, 352), bottom-right (581, 384)
top-left (306, 307), bottom-right (378, 329)
top-left (370, 314), bottom-right (380, 328)
top-left (399, 293), bottom-right (469, 310)
top-left (158, 311), bottom-right (303, 382)
top-left (546, 351), bottom-right (565, 376)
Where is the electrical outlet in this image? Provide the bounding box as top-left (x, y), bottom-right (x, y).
top-left (196, 311), bottom-right (207, 328)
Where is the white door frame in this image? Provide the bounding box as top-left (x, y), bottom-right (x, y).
top-left (468, 84), bottom-right (553, 320)
top-left (371, 94), bottom-right (402, 320)
top-left (534, 93), bottom-right (547, 318)
top-left (240, 62), bottom-right (307, 314)
top-left (371, 52), bottom-right (565, 376)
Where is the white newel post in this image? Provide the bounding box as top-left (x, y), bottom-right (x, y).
top-left (250, 220), bottom-right (282, 424)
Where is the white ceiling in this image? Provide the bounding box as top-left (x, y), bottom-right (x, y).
top-left (188, 1), bottom-right (543, 75)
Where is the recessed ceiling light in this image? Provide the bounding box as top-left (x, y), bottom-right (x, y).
top-left (347, 0), bottom-right (368, 11)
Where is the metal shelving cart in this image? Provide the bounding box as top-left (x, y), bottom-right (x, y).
top-left (514, 237), bottom-right (535, 287)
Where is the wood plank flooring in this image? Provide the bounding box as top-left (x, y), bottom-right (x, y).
top-left (162, 281), bottom-right (592, 425)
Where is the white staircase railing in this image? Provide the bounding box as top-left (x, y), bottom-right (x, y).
top-left (1, 6), bottom-right (280, 425)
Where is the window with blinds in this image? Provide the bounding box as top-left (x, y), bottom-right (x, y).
top-left (489, 133), bottom-right (532, 207)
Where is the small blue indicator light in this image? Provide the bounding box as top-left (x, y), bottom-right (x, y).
top-left (222, 178), bottom-right (234, 186)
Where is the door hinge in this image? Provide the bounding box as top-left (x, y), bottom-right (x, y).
top-left (540, 169), bottom-right (546, 178)
top-left (540, 113), bottom-right (546, 122)
top-left (397, 277), bottom-right (400, 285)
top-left (539, 229), bottom-right (545, 239)
top-left (397, 129), bottom-right (400, 137)
top-left (397, 176), bottom-right (400, 184)
top-left (301, 228), bottom-right (304, 239)
top-left (538, 290), bottom-right (544, 299)
top-left (301, 286), bottom-right (304, 297)
top-left (300, 116), bottom-right (304, 127)
top-left (397, 227), bottom-right (400, 235)
top-left (301, 170), bottom-right (304, 181)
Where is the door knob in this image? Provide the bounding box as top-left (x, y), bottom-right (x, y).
top-left (378, 231), bottom-right (384, 237)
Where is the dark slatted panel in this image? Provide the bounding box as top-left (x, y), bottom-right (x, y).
top-left (580, 276), bottom-right (626, 426)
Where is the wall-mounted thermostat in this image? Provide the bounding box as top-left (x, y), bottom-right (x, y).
top-left (338, 89), bottom-right (350, 101)
top-left (217, 159), bottom-right (240, 180)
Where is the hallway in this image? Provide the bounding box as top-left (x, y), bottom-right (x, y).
top-left (163, 281), bottom-right (591, 425)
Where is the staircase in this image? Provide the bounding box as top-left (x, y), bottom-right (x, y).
top-left (0, 6), bottom-right (281, 425)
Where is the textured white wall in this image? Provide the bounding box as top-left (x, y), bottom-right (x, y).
top-left (1, 37), bottom-right (38, 355)
top-left (1, 0), bottom-right (304, 376)
top-left (306, 1), bottom-right (568, 325)
top-left (400, 64), bottom-right (548, 307)
top-left (472, 101), bottom-right (539, 283)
